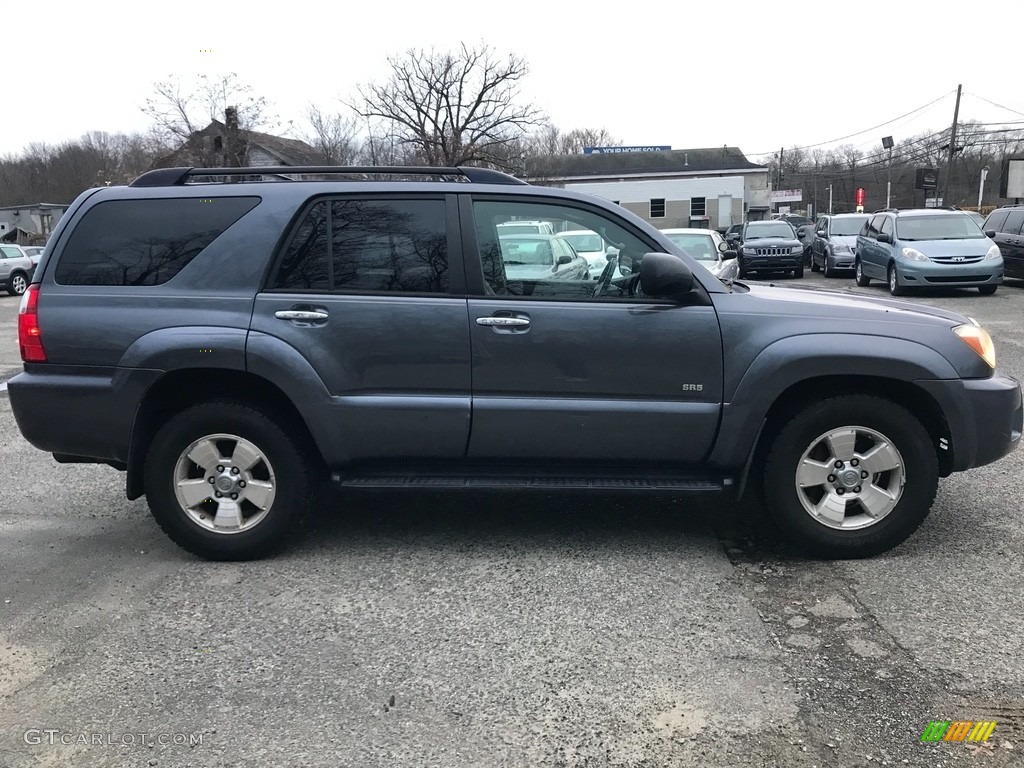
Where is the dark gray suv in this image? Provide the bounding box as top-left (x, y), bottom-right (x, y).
top-left (9, 166), bottom-right (1023, 561)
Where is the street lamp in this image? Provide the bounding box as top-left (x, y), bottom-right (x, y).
top-left (882, 136), bottom-right (894, 208)
top-left (978, 166), bottom-right (990, 210)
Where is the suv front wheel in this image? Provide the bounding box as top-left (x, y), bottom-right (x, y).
top-left (762, 395), bottom-right (938, 558)
top-left (143, 401), bottom-right (314, 560)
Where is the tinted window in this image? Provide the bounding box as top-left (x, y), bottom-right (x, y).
top-left (55, 197), bottom-right (259, 286)
top-left (867, 216), bottom-right (885, 237)
top-left (879, 217), bottom-right (894, 237)
top-left (272, 198), bottom-right (449, 293)
top-left (984, 209), bottom-right (1010, 233)
top-left (1002, 210), bottom-right (1024, 236)
top-left (830, 216), bottom-right (869, 236)
top-left (274, 201), bottom-right (329, 290)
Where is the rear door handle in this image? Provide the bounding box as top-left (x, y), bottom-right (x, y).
top-left (275, 309), bottom-right (328, 322)
top-left (476, 316), bottom-right (530, 328)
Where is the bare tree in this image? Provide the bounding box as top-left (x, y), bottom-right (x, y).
top-left (302, 106), bottom-right (361, 164)
top-left (354, 43), bottom-right (542, 168)
top-left (142, 72), bottom-right (276, 147)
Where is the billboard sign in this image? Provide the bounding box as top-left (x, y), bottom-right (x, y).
top-left (1000, 158), bottom-right (1024, 199)
top-left (769, 189), bottom-right (803, 203)
top-left (583, 146), bottom-right (672, 154)
top-left (915, 168), bottom-right (938, 190)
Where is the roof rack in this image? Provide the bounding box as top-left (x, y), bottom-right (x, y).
top-left (872, 207), bottom-right (899, 213)
top-left (129, 165), bottom-right (528, 188)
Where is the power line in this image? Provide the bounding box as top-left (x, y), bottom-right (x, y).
top-left (748, 89), bottom-right (955, 157)
top-left (966, 92), bottom-right (1024, 119)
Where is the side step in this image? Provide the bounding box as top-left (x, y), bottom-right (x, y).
top-left (332, 468), bottom-right (731, 492)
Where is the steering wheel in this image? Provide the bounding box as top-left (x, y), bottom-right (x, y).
top-left (592, 257), bottom-right (618, 298)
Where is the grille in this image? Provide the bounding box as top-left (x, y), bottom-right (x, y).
top-left (930, 255), bottom-right (984, 264)
top-left (923, 275), bottom-right (989, 283)
top-left (753, 246), bottom-right (792, 256)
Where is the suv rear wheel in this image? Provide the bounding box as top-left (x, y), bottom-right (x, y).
top-left (143, 401), bottom-right (313, 560)
top-left (762, 395), bottom-right (938, 558)
top-left (978, 285), bottom-right (998, 295)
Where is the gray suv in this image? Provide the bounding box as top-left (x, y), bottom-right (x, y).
top-left (9, 166), bottom-right (1023, 561)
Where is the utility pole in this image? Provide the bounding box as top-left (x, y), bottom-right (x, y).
top-left (827, 184), bottom-right (833, 214)
top-left (941, 84), bottom-right (962, 205)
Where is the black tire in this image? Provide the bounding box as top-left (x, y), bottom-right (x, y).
top-left (823, 256), bottom-right (833, 278)
top-left (793, 265), bottom-right (804, 278)
top-left (6, 271), bottom-right (27, 296)
top-left (888, 264), bottom-right (906, 296)
top-left (855, 259), bottom-right (871, 286)
top-left (810, 254), bottom-right (820, 273)
top-left (762, 395), bottom-right (938, 558)
top-left (143, 401), bottom-right (314, 560)
top-left (737, 259), bottom-right (747, 279)
top-left (978, 285), bottom-right (997, 295)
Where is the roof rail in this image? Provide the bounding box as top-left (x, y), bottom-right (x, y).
top-left (129, 165), bottom-right (529, 187)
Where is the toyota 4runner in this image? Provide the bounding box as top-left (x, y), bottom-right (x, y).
top-left (9, 166), bottom-right (1023, 560)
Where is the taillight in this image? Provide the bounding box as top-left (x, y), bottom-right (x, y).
top-left (18, 283), bottom-right (46, 362)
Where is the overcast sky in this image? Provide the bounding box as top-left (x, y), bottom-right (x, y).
top-left (8, 0), bottom-right (1023, 163)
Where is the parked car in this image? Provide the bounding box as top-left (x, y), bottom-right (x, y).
top-left (854, 209), bottom-right (1003, 296)
top-left (559, 229), bottom-right (610, 279)
top-left (0, 244), bottom-right (34, 295)
top-left (660, 227), bottom-right (739, 281)
top-left (734, 220), bottom-right (805, 278)
top-left (22, 245), bottom-right (45, 267)
top-left (498, 234), bottom-right (590, 281)
top-left (965, 211), bottom-right (986, 229)
top-left (496, 220), bottom-right (554, 236)
top-left (8, 165), bottom-right (1021, 561)
top-left (809, 213), bottom-right (870, 277)
top-left (982, 205), bottom-right (1024, 279)
top-left (724, 223), bottom-right (743, 248)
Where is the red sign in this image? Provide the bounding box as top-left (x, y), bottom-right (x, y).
top-left (855, 188), bottom-right (866, 206)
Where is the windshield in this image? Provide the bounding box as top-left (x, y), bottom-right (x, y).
top-left (560, 233), bottom-right (603, 253)
top-left (497, 224), bottom-right (541, 235)
top-left (665, 233), bottom-right (717, 260)
top-left (830, 216), bottom-right (869, 236)
top-left (746, 222), bottom-right (794, 239)
top-left (498, 237), bottom-right (555, 265)
top-left (896, 215), bottom-right (985, 241)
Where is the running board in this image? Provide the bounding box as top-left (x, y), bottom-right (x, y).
top-left (331, 469), bottom-right (731, 492)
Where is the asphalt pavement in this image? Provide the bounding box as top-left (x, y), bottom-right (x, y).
top-left (0, 275), bottom-right (1022, 767)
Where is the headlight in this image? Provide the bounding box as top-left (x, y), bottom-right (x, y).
top-left (901, 247), bottom-right (930, 262)
top-left (985, 244), bottom-right (1001, 260)
top-left (791, 245), bottom-right (803, 254)
top-left (833, 243), bottom-right (852, 254)
top-left (742, 246), bottom-right (756, 255)
top-left (953, 324), bottom-right (996, 368)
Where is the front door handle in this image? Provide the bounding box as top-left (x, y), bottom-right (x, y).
top-left (476, 316), bottom-right (530, 328)
top-left (275, 310), bottom-right (329, 321)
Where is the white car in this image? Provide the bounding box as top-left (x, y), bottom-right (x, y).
top-left (660, 228), bottom-right (740, 281)
top-left (496, 220), bottom-right (555, 236)
top-left (559, 229), bottom-right (610, 279)
top-left (22, 246), bottom-right (45, 267)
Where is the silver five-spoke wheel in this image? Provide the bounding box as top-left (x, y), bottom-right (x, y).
top-left (173, 433), bottom-right (277, 534)
top-left (794, 426), bottom-right (905, 530)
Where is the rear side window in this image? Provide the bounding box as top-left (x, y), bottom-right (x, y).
top-left (55, 197), bottom-right (259, 286)
top-left (984, 209), bottom-right (1009, 233)
top-left (1002, 209), bottom-right (1024, 235)
top-left (271, 198), bottom-right (449, 294)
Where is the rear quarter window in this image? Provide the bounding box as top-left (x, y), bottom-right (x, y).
top-left (54, 197), bottom-right (260, 286)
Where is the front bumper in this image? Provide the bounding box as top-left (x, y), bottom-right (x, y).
top-left (916, 373), bottom-right (1023, 472)
top-left (826, 249), bottom-right (857, 270)
top-left (897, 259), bottom-right (1003, 287)
top-left (741, 254), bottom-right (803, 270)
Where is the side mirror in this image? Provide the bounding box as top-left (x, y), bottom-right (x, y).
top-left (556, 254), bottom-right (572, 265)
top-left (816, 229), bottom-right (827, 237)
top-left (721, 249), bottom-right (738, 261)
top-left (639, 252), bottom-right (694, 299)
top-left (877, 233), bottom-right (892, 244)
top-left (985, 229), bottom-right (997, 238)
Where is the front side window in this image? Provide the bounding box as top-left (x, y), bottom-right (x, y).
top-left (55, 197), bottom-right (260, 286)
top-left (271, 198), bottom-right (449, 293)
top-left (984, 209), bottom-right (1010, 233)
top-left (473, 199), bottom-right (655, 300)
top-left (879, 217), bottom-right (894, 237)
top-left (1001, 210), bottom-right (1024, 236)
top-left (867, 216), bottom-right (885, 237)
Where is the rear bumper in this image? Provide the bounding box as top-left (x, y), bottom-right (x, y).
top-left (8, 366), bottom-right (161, 464)
top-left (916, 373), bottom-right (1023, 471)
